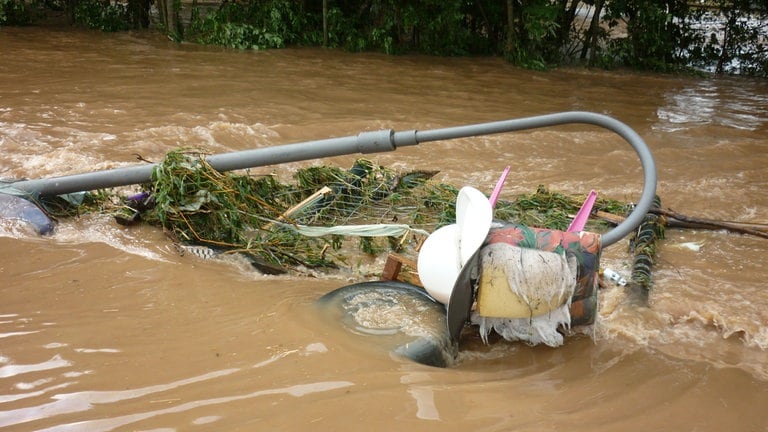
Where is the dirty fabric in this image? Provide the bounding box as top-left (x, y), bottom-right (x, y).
top-left (472, 223), bottom-right (602, 346)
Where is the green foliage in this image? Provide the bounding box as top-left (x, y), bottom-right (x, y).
top-left (73, 0), bottom-right (131, 32)
top-left (145, 149), bottom-right (337, 268)
top-left (12, 0), bottom-right (768, 75)
top-left (39, 189), bottom-right (119, 219)
top-left (188, 0), bottom-right (321, 50)
top-left (602, 0), bottom-right (685, 72)
top-left (396, 0), bottom-right (472, 55)
top-left (43, 151), bottom-right (631, 274)
top-left (684, 1), bottom-right (768, 76)
top-left (191, 19), bottom-right (284, 50)
top-left (505, 0), bottom-right (562, 70)
top-left (493, 185), bottom-right (627, 232)
top-left (1, 0), bottom-right (39, 26)
top-left (601, 0), bottom-right (767, 75)
top-left (143, 151), bottom-right (443, 269)
top-left (187, 0), bottom-right (476, 56)
top-left (192, 0), bottom-right (766, 76)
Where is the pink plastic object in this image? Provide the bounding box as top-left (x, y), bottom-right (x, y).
top-left (567, 190), bottom-right (597, 232)
top-left (489, 166), bottom-right (511, 208)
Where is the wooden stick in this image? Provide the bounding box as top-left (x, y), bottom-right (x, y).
top-left (594, 210), bottom-right (625, 225)
top-left (649, 207), bottom-right (768, 237)
top-left (595, 209), bottom-right (768, 239)
top-left (262, 186), bottom-right (332, 230)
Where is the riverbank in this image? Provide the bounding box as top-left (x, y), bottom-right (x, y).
top-left (6, 0), bottom-right (766, 76)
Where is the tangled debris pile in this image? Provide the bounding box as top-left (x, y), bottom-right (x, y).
top-left (45, 149), bottom-right (630, 275)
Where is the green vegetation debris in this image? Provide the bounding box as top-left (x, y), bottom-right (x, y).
top-left (627, 196), bottom-right (666, 304)
top-left (43, 149), bottom-right (631, 274)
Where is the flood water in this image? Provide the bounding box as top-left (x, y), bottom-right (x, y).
top-left (1, 25), bottom-right (768, 431)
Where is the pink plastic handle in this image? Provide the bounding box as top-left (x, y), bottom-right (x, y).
top-left (489, 166), bottom-right (511, 208)
top-left (567, 190), bottom-right (597, 232)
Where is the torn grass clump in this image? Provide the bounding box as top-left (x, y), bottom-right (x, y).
top-left (145, 149), bottom-right (337, 270)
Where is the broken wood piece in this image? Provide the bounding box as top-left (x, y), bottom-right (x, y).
top-left (650, 207), bottom-right (768, 238)
top-left (263, 186), bottom-right (332, 229)
top-left (595, 209), bottom-right (768, 239)
top-left (381, 253), bottom-right (422, 287)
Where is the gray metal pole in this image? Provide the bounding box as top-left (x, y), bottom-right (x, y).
top-left (7, 111), bottom-right (655, 246)
top-left (9, 131), bottom-right (398, 199)
top-left (396, 111), bottom-right (658, 246)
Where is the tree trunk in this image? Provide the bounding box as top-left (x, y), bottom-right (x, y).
top-left (716, 10), bottom-right (737, 74)
top-left (153, 0), bottom-right (179, 39)
top-left (505, 0), bottom-right (516, 55)
top-left (128, 0), bottom-right (151, 28)
top-left (156, 0), bottom-right (166, 30)
top-left (580, 0), bottom-right (604, 64)
top-left (323, 0), bottom-right (328, 47)
top-left (558, 0), bottom-right (578, 48)
top-left (166, 0), bottom-right (178, 38)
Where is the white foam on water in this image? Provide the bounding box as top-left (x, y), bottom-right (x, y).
top-left (3, 117), bottom-right (281, 183)
top-left (593, 255), bottom-right (768, 381)
top-left (52, 215), bottom-right (171, 263)
top-left (124, 121), bottom-right (279, 157)
top-left (655, 79), bottom-right (768, 132)
top-left (0, 219), bottom-right (45, 239)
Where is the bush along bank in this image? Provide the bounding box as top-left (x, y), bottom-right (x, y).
top-left (2, 1), bottom-right (766, 77)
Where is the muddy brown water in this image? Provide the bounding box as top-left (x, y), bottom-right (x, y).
top-left (1, 25), bottom-right (768, 431)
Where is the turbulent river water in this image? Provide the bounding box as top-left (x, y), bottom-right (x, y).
top-left (1, 25), bottom-right (767, 431)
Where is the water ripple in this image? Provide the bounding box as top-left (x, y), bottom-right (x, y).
top-left (0, 368), bottom-right (239, 428)
top-left (33, 381), bottom-right (353, 432)
top-left (655, 79), bottom-right (768, 132)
